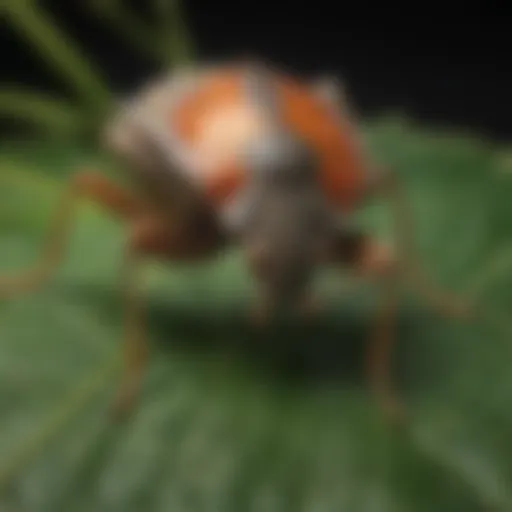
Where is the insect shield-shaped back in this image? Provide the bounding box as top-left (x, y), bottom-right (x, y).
top-left (241, 64), bottom-right (319, 188)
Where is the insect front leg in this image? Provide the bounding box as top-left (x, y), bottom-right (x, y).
top-left (244, 241), bottom-right (275, 327)
top-left (112, 229), bottom-right (148, 421)
top-left (367, 271), bottom-right (404, 425)
top-left (111, 212), bottom-right (225, 420)
top-left (111, 216), bottom-right (174, 421)
top-left (329, 228), bottom-right (404, 424)
top-left (0, 170), bottom-right (145, 298)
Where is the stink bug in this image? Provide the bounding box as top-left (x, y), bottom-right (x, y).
top-left (0, 61), bottom-right (470, 422)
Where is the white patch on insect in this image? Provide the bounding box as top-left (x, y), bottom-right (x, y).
top-left (192, 102), bottom-right (269, 176)
top-left (112, 69), bottom-right (216, 186)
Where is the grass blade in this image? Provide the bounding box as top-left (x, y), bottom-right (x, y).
top-left (3, 0), bottom-right (112, 115)
top-left (152, 0), bottom-right (195, 65)
top-left (89, 0), bottom-right (166, 63)
top-left (0, 87), bottom-right (85, 136)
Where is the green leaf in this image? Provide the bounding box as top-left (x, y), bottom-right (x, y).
top-left (1, 120), bottom-right (512, 511)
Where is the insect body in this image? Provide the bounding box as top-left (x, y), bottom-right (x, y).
top-left (106, 63), bottom-right (374, 314)
top-left (0, 61), bottom-right (467, 422)
top-left (107, 62), bottom-right (369, 209)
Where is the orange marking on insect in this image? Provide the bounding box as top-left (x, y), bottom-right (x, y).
top-left (168, 66), bottom-right (369, 210)
top-left (275, 76), bottom-right (367, 211)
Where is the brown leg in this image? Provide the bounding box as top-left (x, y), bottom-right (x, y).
top-left (110, 214), bottom-right (223, 420)
top-left (244, 242), bottom-right (273, 327)
top-left (0, 168), bottom-right (224, 420)
top-left (0, 170), bottom-right (145, 298)
top-left (367, 166), bottom-right (471, 318)
top-left (347, 235), bottom-right (404, 423)
top-left (111, 236), bottom-right (147, 421)
top-left (366, 274), bottom-right (404, 425)
top-left (329, 229), bottom-right (404, 423)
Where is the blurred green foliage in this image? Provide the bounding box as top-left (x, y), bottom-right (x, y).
top-left (1, 119), bottom-right (512, 510)
top-left (1, 0), bottom-right (194, 139)
top-left (2, 1), bottom-right (512, 511)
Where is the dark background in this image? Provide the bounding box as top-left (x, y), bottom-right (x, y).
top-left (2, 1), bottom-right (511, 141)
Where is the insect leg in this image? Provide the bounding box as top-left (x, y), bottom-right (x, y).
top-left (368, 166), bottom-right (472, 318)
top-left (0, 170), bottom-right (145, 298)
top-left (329, 228), bottom-right (404, 423)
top-left (110, 215), bottom-right (223, 420)
top-left (366, 270), bottom-right (405, 425)
top-left (110, 222), bottom-right (148, 421)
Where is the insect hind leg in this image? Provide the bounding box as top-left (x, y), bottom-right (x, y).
top-left (367, 165), bottom-right (472, 319)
